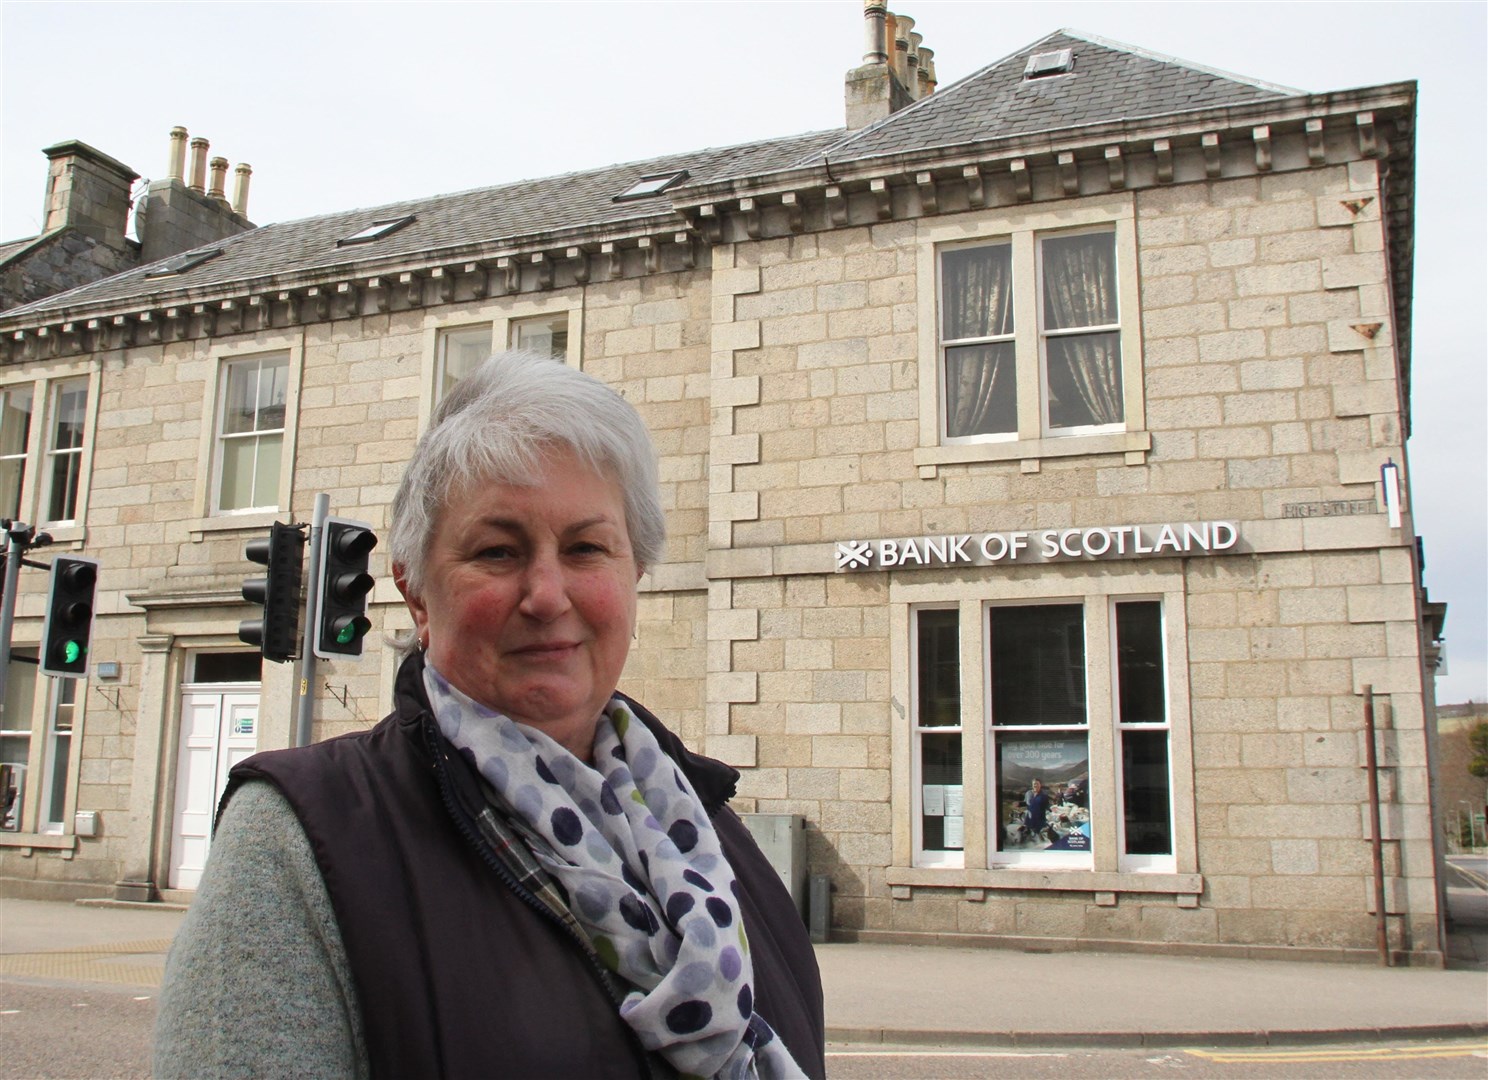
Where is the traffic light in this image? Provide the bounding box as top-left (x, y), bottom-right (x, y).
top-left (315, 518), bottom-right (377, 658)
top-left (40, 556), bottom-right (98, 678)
top-left (239, 523), bottom-right (305, 662)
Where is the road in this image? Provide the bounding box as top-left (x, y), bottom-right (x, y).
top-left (826, 1040), bottom-right (1488, 1078)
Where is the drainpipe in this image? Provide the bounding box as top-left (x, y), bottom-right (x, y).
top-left (1363, 684), bottom-right (1391, 966)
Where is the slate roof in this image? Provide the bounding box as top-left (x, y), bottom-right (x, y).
top-left (812, 29), bottom-right (1297, 165)
top-left (0, 30), bottom-right (1354, 325)
top-left (2, 131), bottom-right (840, 319)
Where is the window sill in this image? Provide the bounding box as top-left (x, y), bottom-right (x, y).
top-left (33, 524), bottom-right (86, 548)
top-left (887, 864), bottom-right (1201, 897)
top-left (189, 511), bottom-right (284, 541)
top-left (914, 429), bottom-right (1151, 475)
top-left (0, 832), bottom-right (77, 852)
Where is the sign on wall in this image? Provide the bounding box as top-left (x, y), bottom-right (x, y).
top-left (835, 521), bottom-right (1238, 572)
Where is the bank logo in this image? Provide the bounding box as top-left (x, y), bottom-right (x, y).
top-left (836, 540), bottom-right (873, 570)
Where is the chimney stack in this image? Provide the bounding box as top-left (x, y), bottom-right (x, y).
top-left (137, 127), bottom-right (255, 264)
top-left (845, 4), bottom-right (935, 130)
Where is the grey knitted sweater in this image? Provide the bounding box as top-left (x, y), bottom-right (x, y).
top-left (154, 781), bottom-right (370, 1079)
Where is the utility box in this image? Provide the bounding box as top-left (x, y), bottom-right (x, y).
top-left (740, 813), bottom-right (806, 918)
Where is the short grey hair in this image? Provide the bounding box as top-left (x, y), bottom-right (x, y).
top-left (389, 350), bottom-right (665, 595)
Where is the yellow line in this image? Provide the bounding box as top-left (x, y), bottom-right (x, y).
top-left (1188, 1043), bottom-right (1488, 1064)
top-left (1452, 863), bottom-right (1488, 889)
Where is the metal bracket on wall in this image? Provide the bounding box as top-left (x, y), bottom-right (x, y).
top-left (324, 682), bottom-right (350, 708)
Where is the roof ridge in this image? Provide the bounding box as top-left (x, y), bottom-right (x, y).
top-left (1056, 28), bottom-right (1304, 97)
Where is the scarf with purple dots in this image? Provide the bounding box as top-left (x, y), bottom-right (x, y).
top-left (424, 665), bottom-right (805, 1080)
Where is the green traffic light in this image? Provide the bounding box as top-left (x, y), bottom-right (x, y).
top-left (336, 623), bottom-right (358, 645)
top-left (63, 640), bottom-right (82, 664)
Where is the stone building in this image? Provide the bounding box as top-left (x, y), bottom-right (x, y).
top-left (0, 18), bottom-right (1446, 963)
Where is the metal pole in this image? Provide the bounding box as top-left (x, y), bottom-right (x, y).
top-left (0, 523), bottom-right (29, 713)
top-left (294, 494), bottom-right (329, 748)
top-left (1362, 684), bottom-right (1390, 966)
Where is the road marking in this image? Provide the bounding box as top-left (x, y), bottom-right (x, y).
top-left (0, 938), bottom-right (171, 988)
top-left (1450, 861), bottom-right (1488, 889)
top-left (1187, 1043), bottom-right (1488, 1064)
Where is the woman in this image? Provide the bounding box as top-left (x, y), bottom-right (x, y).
top-left (156, 351), bottom-right (825, 1079)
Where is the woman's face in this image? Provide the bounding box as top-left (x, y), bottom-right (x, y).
top-left (397, 447), bottom-right (641, 759)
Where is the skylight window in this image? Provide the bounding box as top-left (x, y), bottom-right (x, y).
top-left (1024, 48), bottom-right (1074, 79)
top-left (337, 215), bottom-right (415, 246)
top-left (613, 171), bottom-right (689, 202)
top-left (145, 248), bottom-right (223, 278)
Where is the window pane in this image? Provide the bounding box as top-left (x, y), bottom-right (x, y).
top-left (990, 605), bottom-right (1086, 726)
top-left (0, 459), bottom-right (24, 520)
top-left (995, 731), bottom-right (1091, 852)
top-left (942, 244), bottom-right (1013, 340)
top-left (45, 735), bottom-right (69, 826)
top-left (218, 438), bottom-right (258, 511)
top-left (439, 326), bottom-right (493, 397)
top-left (1122, 729), bottom-right (1172, 855)
top-left (0, 755), bottom-right (24, 831)
top-left (1116, 601), bottom-right (1165, 724)
top-left (1046, 331), bottom-right (1123, 429)
top-left (916, 609), bottom-right (960, 727)
top-left (51, 383), bottom-right (87, 451)
top-left (510, 314), bottom-right (568, 360)
top-left (193, 652), bottom-right (264, 683)
top-left (0, 388), bottom-right (33, 455)
top-left (944, 343), bottom-right (1016, 438)
top-left (222, 363), bottom-right (258, 435)
top-left (919, 731), bottom-right (963, 852)
top-left (257, 360), bottom-right (288, 432)
top-left (1042, 231), bottom-right (1117, 330)
top-left (253, 433), bottom-right (282, 509)
top-left (47, 451), bottom-right (80, 522)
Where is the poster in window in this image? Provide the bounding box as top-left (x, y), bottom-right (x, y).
top-left (997, 735), bottom-right (1091, 852)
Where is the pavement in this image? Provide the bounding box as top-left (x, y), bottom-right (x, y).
top-left (1, 895), bottom-right (1485, 1050)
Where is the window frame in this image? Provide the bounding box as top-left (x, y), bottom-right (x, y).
top-left (192, 336), bottom-right (303, 531)
top-left (911, 605), bottom-right (965, 868)
top-left (0, 647), bottom-right (85, 844)
top-left (889, 567), bottom-right (1197, 893)
top-left (42, 376), bottom-right (89, 526)
top-left (0, 366), bottom-right (98, 539)
top-left (915, 193), bottom-right (1149, 472)
top-left (212, 353), bottom-right (289, 515)
top-left (419, 298), bottom-right (584, 430)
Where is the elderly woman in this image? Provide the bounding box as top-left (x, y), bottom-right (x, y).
top-left (156, 352), bottom-right (825, 1079)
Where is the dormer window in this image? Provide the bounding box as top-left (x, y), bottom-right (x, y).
top-left (145, 248), bottom-right (222, 278)
top-left (614, 171), bottom-right (689, 202)
top-left (1024, 48), bottom-right (1074, 79)
top-left (337, 216), bottom-right (415, 246)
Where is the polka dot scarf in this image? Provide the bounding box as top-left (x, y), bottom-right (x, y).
top-left (424, 665), bottom-right (805, 1080)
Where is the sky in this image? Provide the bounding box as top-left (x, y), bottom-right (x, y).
top-left (1, 0), bottom-right (1484, 703)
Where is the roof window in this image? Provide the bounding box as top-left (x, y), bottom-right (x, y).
top-left (337, 215), bottom-right (415, 246)
top-left (613, 170), bottom-right (689, 202)
top-left (1024, 48), bottom-right (1074, 79)
top-left (144, 248), bottom-right (222, 278)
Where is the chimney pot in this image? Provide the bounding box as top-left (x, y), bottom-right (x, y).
top-left (168, 126), bottom-right (189, 181)
top-left (208, 156), bottom-right (229, 200)
top-left (861, 0), bottom-right (888, 64)
top-left (188, 136), bottom-right (209, 193)
top-left (232, 163), bottom-right (253, 217)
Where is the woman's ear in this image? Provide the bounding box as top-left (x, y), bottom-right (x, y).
top-left (393, 564), bottom-right (429, 640)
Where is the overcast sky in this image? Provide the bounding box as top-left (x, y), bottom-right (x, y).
top-left (2, 1), bottom-right (1484, 703)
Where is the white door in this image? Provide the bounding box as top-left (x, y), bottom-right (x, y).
top-left (169, 688), bottom-right (259, 889)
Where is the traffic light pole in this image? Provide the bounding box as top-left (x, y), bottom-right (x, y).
top-left (295, 493), bottom-right (329, 748)
top-left (0, 523), bottom-right (26, 713)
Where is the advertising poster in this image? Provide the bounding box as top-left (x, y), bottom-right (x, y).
top-left (996, 735), bottom-right (1091, 852)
